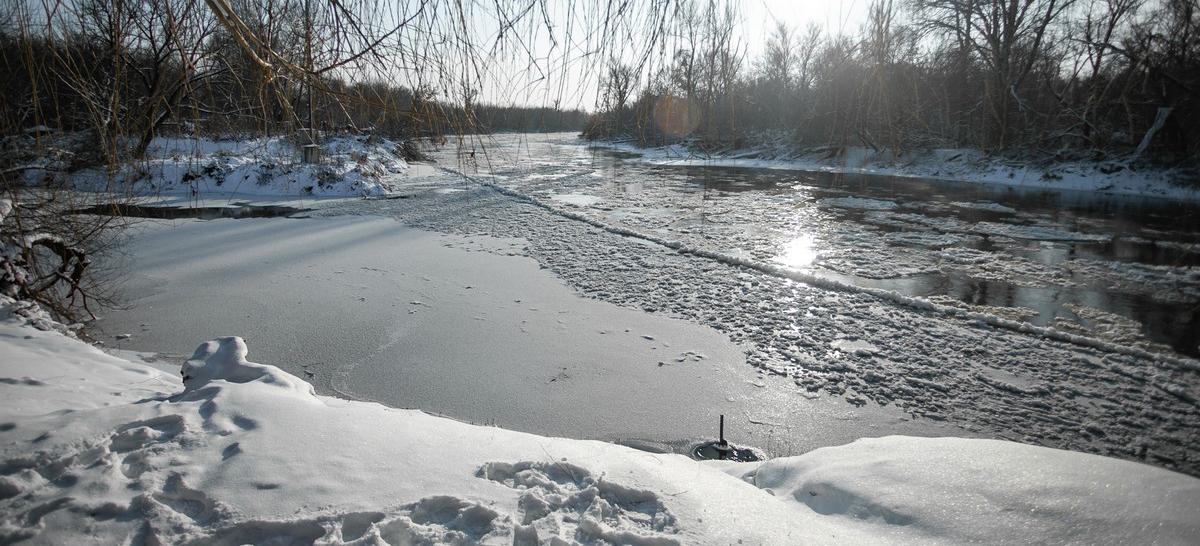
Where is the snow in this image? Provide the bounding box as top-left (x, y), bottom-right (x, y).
top-left (2, 298), bottom-right (1199, 544)
top-left (182, 336), bottom-right (313, 395)
top-left (45, 135), bottom-right (411, 198)
top-left (729, 436), bottom-right (1200, 544)
top-left (588, 140), bottom-right (1200, 202)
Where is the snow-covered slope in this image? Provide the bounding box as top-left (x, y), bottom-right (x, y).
top-left (38, 135), bottom-right (410, 198)
top-left (1, 299), bottom-right (1197, 545)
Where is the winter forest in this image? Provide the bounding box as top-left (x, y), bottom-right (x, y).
top-left (586, 0), bottom-right (1200, 163)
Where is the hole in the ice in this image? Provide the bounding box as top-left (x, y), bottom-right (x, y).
top-left (689, 441), bottom-right (761, 462)
top-left (689, 414), bottom-right (762, 462)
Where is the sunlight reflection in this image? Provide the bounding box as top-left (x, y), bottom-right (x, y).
top-left (777, 234), bottom-right (818, 269)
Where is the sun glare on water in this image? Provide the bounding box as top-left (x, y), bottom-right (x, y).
top-left (777, 233), bottom-right (818, 269)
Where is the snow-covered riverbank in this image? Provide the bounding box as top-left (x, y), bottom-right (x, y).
top-left (15, 133), bottom-right (413, 198)
top-left (587, 138), bottom-right (1200, 202)
top-left (3, 299), bottom-right (1198, 545)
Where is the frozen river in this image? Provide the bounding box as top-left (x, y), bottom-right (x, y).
top-left (444, 133), bottom-right (1200, 357)
top-left (94, 133), bottom-right (1200, 475)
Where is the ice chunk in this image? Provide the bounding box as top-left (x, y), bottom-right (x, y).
top-left (818, 197), bottom-right (898, 210)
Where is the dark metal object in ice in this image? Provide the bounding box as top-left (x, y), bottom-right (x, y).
top-left (690, 414), bottom-right (760, 462)
top-left (716, 414), bottom-right (732, 460)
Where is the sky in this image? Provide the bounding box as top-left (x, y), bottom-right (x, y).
top-left (7, 0), bottom-right (872, 112)
top-left (462, 0), bottom-right (872, 111)
top-left (748, 0), bottom-right (870, 43)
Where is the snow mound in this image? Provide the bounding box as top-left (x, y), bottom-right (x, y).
top-left (735, 436), bottom-right (1200, 543)
top-left (1, 301), bottom-right (1199, 544)
top-left (182, 336), bottom-right (314, 396)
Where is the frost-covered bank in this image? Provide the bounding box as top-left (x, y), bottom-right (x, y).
top-left (12, 133), bottom-right (413, 198)
top-left (588, 138), bottom-right (1200, 202)
top-left (2, 299), bottom-right (1199, 545)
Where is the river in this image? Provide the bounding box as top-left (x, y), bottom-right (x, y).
top-left (93, 132), bottom-right (1200, 475)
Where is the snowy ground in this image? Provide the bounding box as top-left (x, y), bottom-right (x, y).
top-left (3, 300), bottom-right (1199, 545)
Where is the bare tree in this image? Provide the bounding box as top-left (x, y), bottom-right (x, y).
top-left (794, 23), bottom-right (824, 93)
top-left (759, 20), bottom-right (795, 90)
top-left (912, 0), bottom-right (1076, 148)
top-left (601, 61), bottom-right (637, 132)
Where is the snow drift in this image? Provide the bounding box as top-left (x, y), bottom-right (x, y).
top-left (0, 298), bottom-right (1198, 545)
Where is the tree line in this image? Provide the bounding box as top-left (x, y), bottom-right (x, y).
top-left (0, 0), bottom-right (588, 172)
top-left (586, 0), bottom-right (1200, 165)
